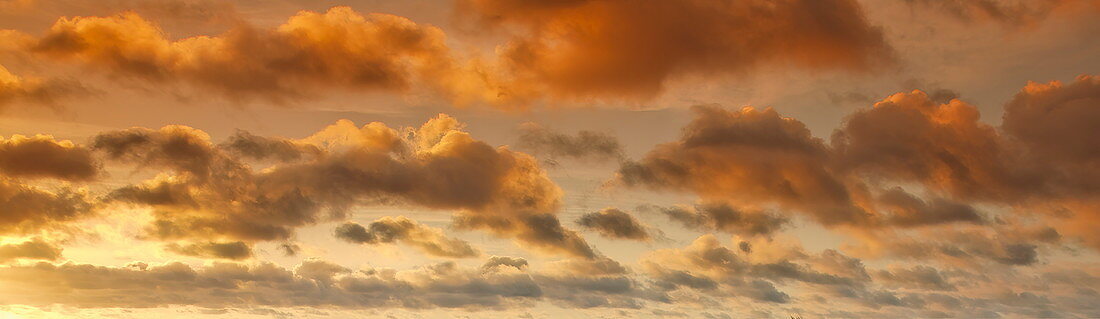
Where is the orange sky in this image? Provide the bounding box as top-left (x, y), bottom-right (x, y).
top-left (0, 0), bottom-right (1099, 318)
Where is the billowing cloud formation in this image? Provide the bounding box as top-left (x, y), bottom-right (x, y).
top-left (0, 134), bottom-right (98, 181)
top-left (0, 178), bottom-right (93, 235)
top-left (29, 7), bottom-right (468, 102)
top-left (620, 75), bottom-right (1100, 253)
top-left (618, 105), bottom-right (865, 225)
top-left (0, 238), bottom-right (61, 263)
top-left (0, 64), bottom-right (86, 108)
top-left (13, 1), bottom-right (897, 105)
top-left (645, 203), bottom-right (789, 237)
top-left (94, 114), bottom-right (593, 258)
top-left (616, 74), bottom-right (1100, 266)
top-left (335, 217), bottom-right (480, 258)
top-left (1002, 75), bottom-right (1100, 195)
top-left (831, 90), bottom-right (1017, 201)
top-left (515, 123), bottom-right (622, 162)
top-left (457, 0), bottom-right (892, 99)
top-left (576, 208), bottom-right (650, 241)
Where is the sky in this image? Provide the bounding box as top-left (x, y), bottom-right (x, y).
top-left (0, 0), bottom-right (1098, 318)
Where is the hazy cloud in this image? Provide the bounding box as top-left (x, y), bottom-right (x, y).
top-left (576, 208), bottom-right (650, 241)
top-left (515, 123), bottom-right (623, 163)
top-left (335, 217), bottom-right (480, 258)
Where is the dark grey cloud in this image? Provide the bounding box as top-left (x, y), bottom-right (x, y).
top-left (515, 123), bottom-right (623, 163)
top-left (335, 217), bottom-right (480, 258)
top-left (576, 208), bottom-right (650, 241)
top-left (645, 203), bottom-right (789, 237)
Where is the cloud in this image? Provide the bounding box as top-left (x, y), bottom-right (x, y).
top-left (845, 227), bottom-right (1052, 266)
top-left (219, 130), bottom-right (322, 163)
top-left (0, 258), bottom-right (657, 309)
top-left (873, 265), bottom-right (957, 291)
top-left (640, 235), bottom-right (870, 304)
top-left (92, 125), bottom-right (229, 180)
top-left (617, 105), bottom-right (867, 226)
top-left (335, 217), bottom-right (480, 258)
top-left (0, 64), bottom-right (88, 109)
top-left (482, 256), bottom-right (528, 271)
top-left (165, 241), bottom-right (252, 260)
top-left (831, 90), bottom-right (1019, 201)
top-left (515, 123), bottom-right (623, 163)
top-left (1000, 75), bottom-right (1100, 248)
top-left (456, 0), bottom-right (893, 100)
top-left (28, 7), bottom-right (472, 103)
top-left (873, 188), bottom-right (984, 227)
top-left (0, 134), bottom-right (98, 181)
top-left (96, 114), bottom-right (593, 258)
top-left (15, 1), bottom-right (895, 106)
top-left (644, 203), bottom-right (789, 237)
top-left (0, 238), bottom-right (62, 263)
top-left (617, 77), bottom-right (1100, 251)
top-left (0, 178), bottom-right (94, 235)
top-left (576, 208), bottom-right (650, 241)
top-left (903, 0), bottom-right (1100, 27)
top-left (454, 213), bottom-right (596, 259)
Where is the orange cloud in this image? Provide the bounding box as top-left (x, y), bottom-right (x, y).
top-left (618, 105), bottom-right (868, 226)
top-left (618, 74), bottom-right (1100, 252)
top-left (335, 216), bottom-right (481, 258)
top-left (458, 0), bottom-right (893, 100)
top-left (0, 134), bottom-right (98, 181)
top-left (18, 2), bottom-right (897, 107)
top-left (31, 7), bottom-right (470, 103)
top-left (0, 64), bottom-right (87, 109)
top-left (94, 114), bottom-right (594, 258)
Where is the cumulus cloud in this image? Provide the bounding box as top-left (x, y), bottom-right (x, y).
top-left (0, 238), bottom-right (62, 263)
top-left (831, 90), bottom-right (1019, 201)
top-left (0, 178), bottom-right (94, 235)
top-left (618, 105), bottom-right (867, 225)
top-left (335, 217), bottom-right (480, 258)
top-left (0, 134), bottom-right (98, 181)
top-left (13, 1), bottom-right (897, 106)
top-left (515, 123), bottom-right (623, 163)
top-left (644, 203), bottom-right (789, 237)
top-left (27, 7), bottom-right (478, 103)
top-left (96, 114), bottom-right (593, 258)
top-left (0, 64), bottom-right (88, 109)
top-left (830, 77), bottom-right (1100, 249)
top-left (998, 75), bottom-right (1100, 248)
top-left (456, 0), bottom-right (893, 100)
top-left (576, 208), bottom-right (650, 241)
top-left (618, 77), bottom-right (1100, 252)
